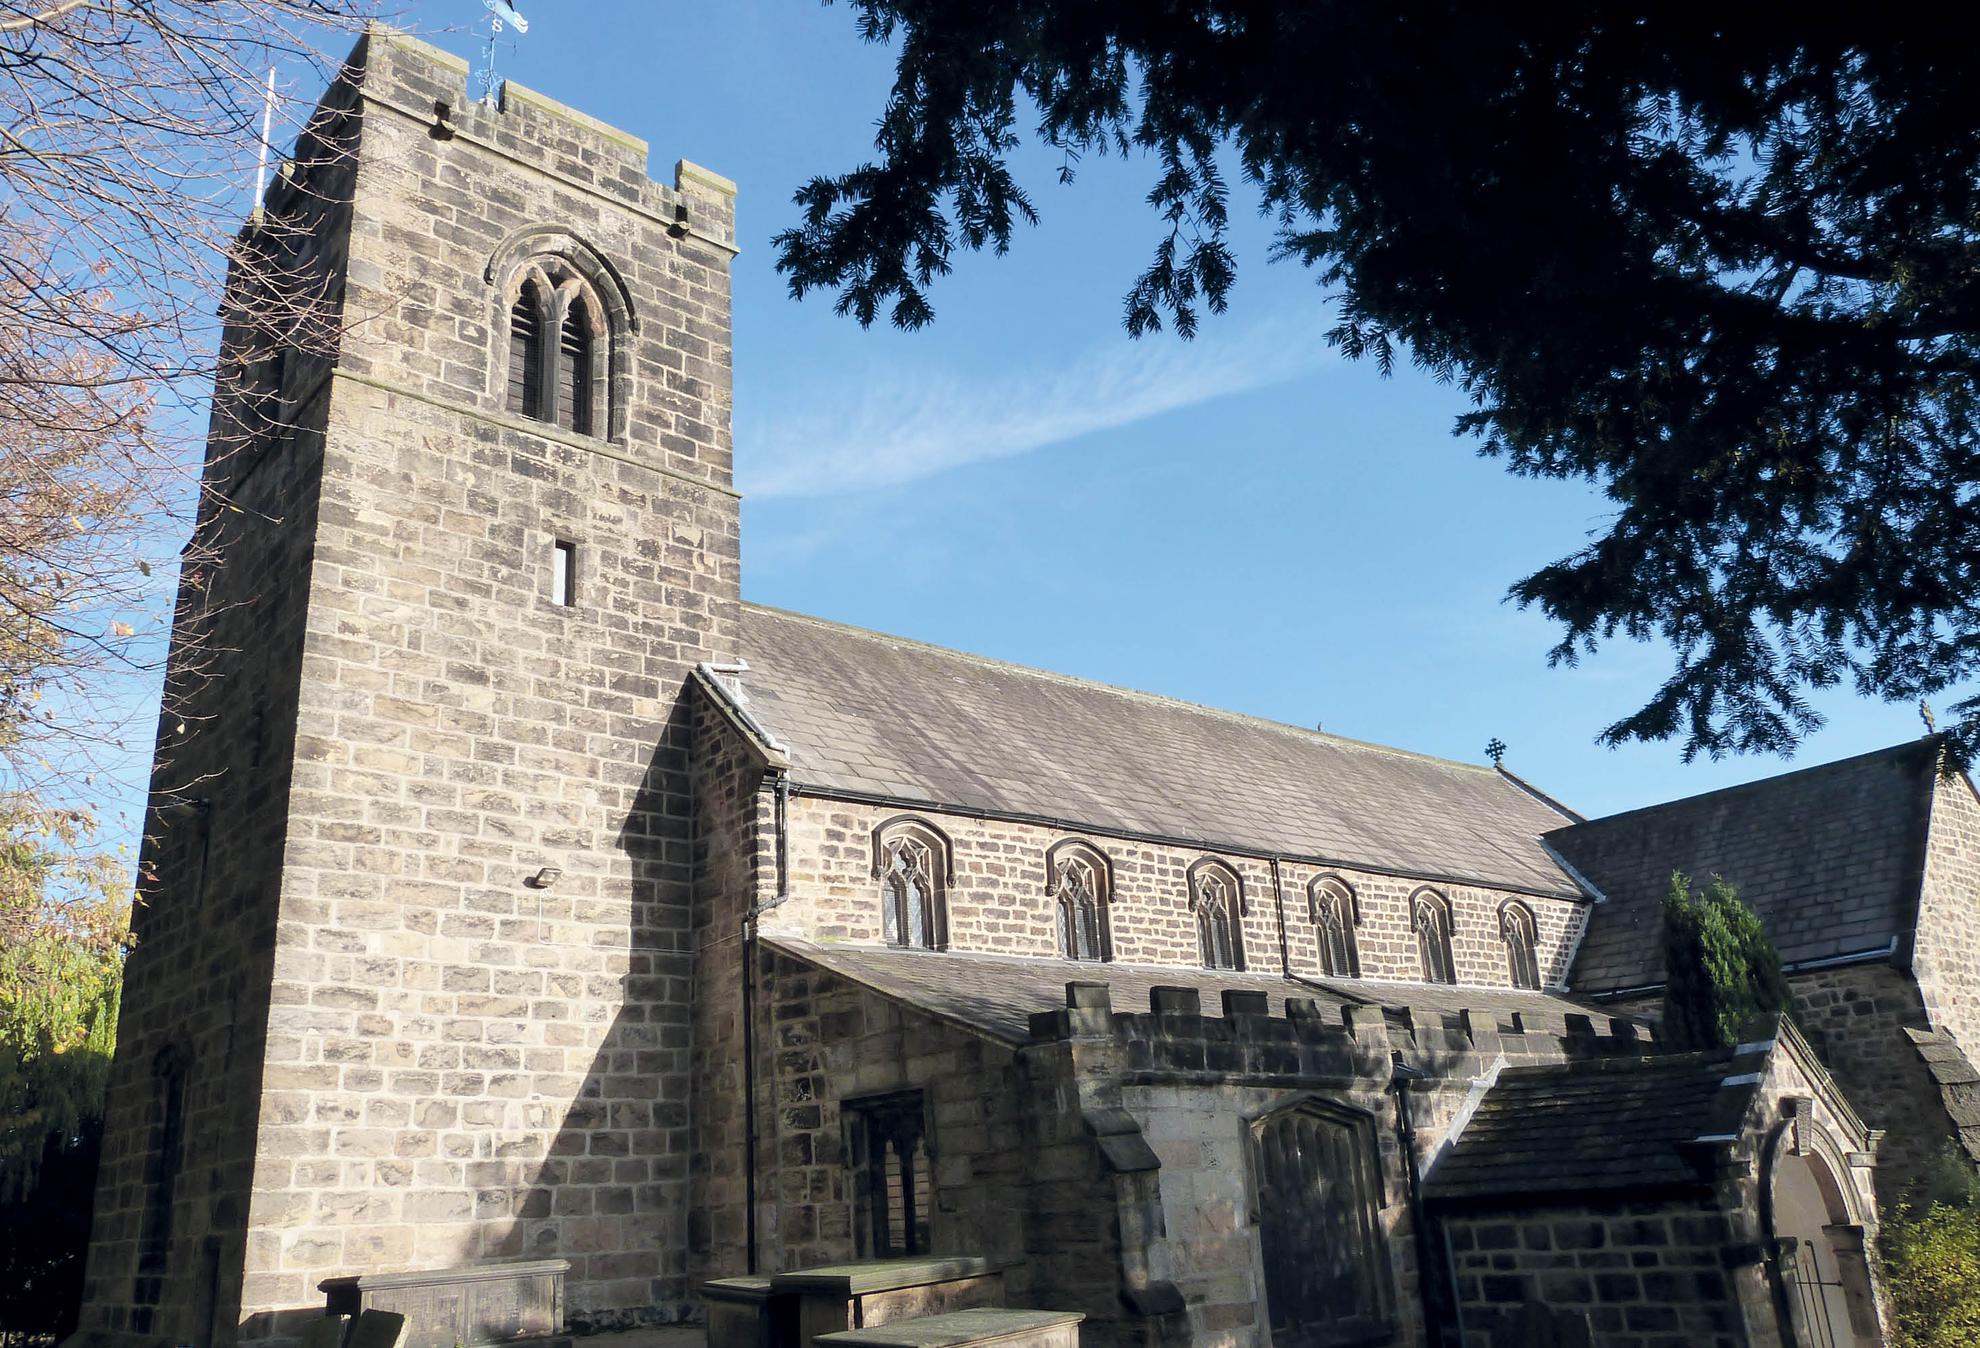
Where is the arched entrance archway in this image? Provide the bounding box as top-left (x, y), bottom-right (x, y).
top-left (1764, 1126), bottom-right (1883, 1348)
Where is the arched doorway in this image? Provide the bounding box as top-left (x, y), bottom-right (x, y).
top-left (1766, 1134), bottom-right (1882, 1348)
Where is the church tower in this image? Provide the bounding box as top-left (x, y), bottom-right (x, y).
top-left (74, 29), bottom-right (739, 1345)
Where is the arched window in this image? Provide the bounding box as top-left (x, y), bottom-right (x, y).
top-left (871, 817), bottom-right (950, 951)
top-left (1500, 901), bottom-right (1541, 990)
top-left (503, 257), bottom-right (608, 436)
top-left (1411, 888), bottom-right (1455, 985)
top-left (1249, 1098), bottom-right (1395, 1346)
top-left (1309, 876), bottom-right (1361, 979)
top-left (1191, 859), bottom-right (1245, 971)
top-left (1047, 840), bottom-right (1112, 962)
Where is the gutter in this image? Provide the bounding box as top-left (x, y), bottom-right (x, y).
top-left (1584, 937), bottom-right (1901, 1002)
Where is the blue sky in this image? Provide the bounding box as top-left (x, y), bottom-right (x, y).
top-left (323, 2), bottom-right (1931, 820)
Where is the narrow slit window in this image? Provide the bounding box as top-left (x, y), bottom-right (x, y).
top-left (551, 539), bottom-right (576, 607)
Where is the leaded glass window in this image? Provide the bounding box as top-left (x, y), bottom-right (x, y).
top-left (1310, 877), bottom-right (1360, 979)
top-left (1050, 843), bottom-right (1111, 962)
top-left (1501, 901), bottom-right (1541, 990)
top-left (873, 819), bottom-right (948, 950)
top-left (1251, 1101), bottom-right (1395, 1347)
top-left (1193, 860), bottom-right (1244, 971)
top-left (845, 1091), bottom-right (933, 1258)
top-left (1412, 889), bottom-right (1455, 984)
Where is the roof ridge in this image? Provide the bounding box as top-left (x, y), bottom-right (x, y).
top-left (741, 601), bottom-right (1516, 782)
top-left (1552, 736), bottom-right (1941, 836)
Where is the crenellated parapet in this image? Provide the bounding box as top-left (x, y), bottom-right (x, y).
top-left (1025, 980), bottom-right (1656, 1088)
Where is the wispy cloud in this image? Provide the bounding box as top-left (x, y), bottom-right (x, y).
top-left (738, 312), bottom-right (1327, 498)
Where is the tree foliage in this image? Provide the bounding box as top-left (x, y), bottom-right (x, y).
top-left (1659, 871), bottom-right (1793, 1051)
top-left (0, 796), bottom-right (126, 1194)
top-left (1880, 1156), bottom-right (1980, 1348)
top-left (780, 6), bottom-right (1980, 763)
top-left (0, 1), bottom-right (379, 810)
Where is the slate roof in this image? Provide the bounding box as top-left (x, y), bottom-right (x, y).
top-left (1555, 741), bottom-right (1940, 996)
top-left (765, 938), bottom-right (1621, 1046)
top-left (731, 605), bottom-right (1583, 898)
top-left (1904, 1027), bottom-right (1980, 1166)
top-left (1423, 1048), bottom-right (1755, 1202)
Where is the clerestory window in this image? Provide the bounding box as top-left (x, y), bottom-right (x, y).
top-left (1412, 888), bottom-right (1456, 985)
top-left (1191, 859), bottom-right (1246, 971)
top-left (1501, 900), bottom-right (1541, 990)
top-left (1048, 840), bottom-right (1112, 962)
top-left (1309, 876), bottom-right (1361, 979)
top-left (872, 817), bottom-right (950, 950)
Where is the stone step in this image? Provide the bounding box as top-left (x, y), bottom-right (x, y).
top-left (817, 1310), bottom-right (1083, 1348)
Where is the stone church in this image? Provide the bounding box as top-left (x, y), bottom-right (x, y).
top-left (64, 27), bottom-right (1980, 1348)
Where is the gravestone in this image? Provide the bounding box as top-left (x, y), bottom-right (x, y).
top-left (320, 1260), bottom-right (569, 1348)
top-left (299, 1314), bottom-right (352, 1348)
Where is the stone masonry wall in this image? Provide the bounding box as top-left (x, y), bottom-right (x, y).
top-left (769, 797), bottom-right (1587, 992)
top-left (220, 30), bottom-right (740, 1342)
top-left (752, 953), bottom-right (1037, 1285)
top-left (1444, 1200), bottom-right (1745, 1348)
top-left (1913, 770), bottom-right (1980, 1076)
top-left (75, 77), bottom-right (362, 1348)
top-left (686, 692), bottom-right (774, 1283)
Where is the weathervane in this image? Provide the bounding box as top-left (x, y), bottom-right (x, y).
top-left (474, 0), bottom-right (530, 107)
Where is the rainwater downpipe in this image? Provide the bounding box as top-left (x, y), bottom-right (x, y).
top-left (1391, 1055), bottom-right (1452, 1346)
top-left (741, 768), bottom-right (792, 1274)
top-left (1268, 857), bottom-right (1292, 977)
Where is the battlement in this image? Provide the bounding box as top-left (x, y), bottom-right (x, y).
top-left (250, 26), bottom-right (734, 256)
top-left (1027, 981), bottom-right (1655, 1081)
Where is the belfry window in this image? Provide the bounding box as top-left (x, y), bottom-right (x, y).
top-left (1412, 888), bottom-right (1456, 985)
top-left (504, 257), bottom-right (607, 436)
top-left (1310, 876), bottom-right (1360, 979)
top-left (872, 818), bottom-right (949, 951)
top-left (845, 1091), bottom-right (933, 1258)
top-left (1048, 840), bottom-right (1112, 962)
top-left (1501, 901), bottom-right (1541, 990)
top-left (1191, 859), bottom-right (1245, 971)
top-left (1251, 1100), bottom-right (1396, 1347)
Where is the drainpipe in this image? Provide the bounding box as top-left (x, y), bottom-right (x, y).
top-left (1391, 1054), bottom-right (1453, 1346)
top-left (1268, 857), bottom-right (1292, 977)
top-left (741, 769), bottom-right (792, 1274)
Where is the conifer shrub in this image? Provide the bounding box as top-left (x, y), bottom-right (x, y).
top-left (1659, 871), bottom-right (1795, 1051)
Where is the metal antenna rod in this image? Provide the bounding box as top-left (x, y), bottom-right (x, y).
top-left (254, 66), bottom-right (277, 203)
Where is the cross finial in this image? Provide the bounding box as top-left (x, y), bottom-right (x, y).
top-left (1485, 736), bottom-right (1507, 767)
